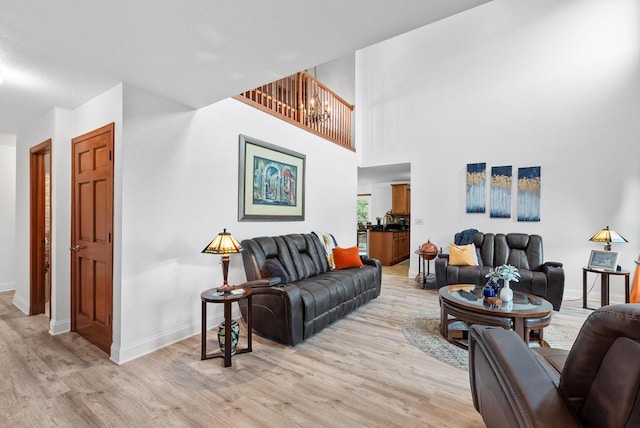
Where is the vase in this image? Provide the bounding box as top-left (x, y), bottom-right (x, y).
top-left (217, 319), bottom-right (240, 356)
top-left (500, 280), bottom-right (513, 302)
top-left (483, 283), bottom-right (496, 299)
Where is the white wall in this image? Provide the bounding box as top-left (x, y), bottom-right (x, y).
top-left (13, 86), bottom-right (122, 336)
top-left (0, 134), bottom-right (16, 291)
top-left (356, 0), bottom-right (640, 302)
top-left (14, 110), bottom-right (57, 313)
top-left (13, 81), bottom-right (358, 363)
top-left (114, 88), bottom-right (358, 363)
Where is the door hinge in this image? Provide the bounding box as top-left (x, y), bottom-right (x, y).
top-left (107, 315), bottom-right (111, 326)
top-left (108, 233), bottom-right (111, 243)
top-left (109, 150), bottom-right (112, 161)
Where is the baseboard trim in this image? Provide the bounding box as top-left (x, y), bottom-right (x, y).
top-left (111, 306), bottom-right (242, 365)
top-left (12, 293), bottom-right (29, 315)
top-left (0, 281), bottom-right (15, 292)
top-left (50, 318), bottom-right (70, 335)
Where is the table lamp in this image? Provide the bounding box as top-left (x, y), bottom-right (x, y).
top-left (589, 226), bottom-right (628, 251)
top-left (202, 228), bottom-right (243, 293)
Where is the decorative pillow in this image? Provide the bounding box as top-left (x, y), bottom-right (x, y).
top-left (332, 246), bottom-right (364, 269)
top-left (260, 259), bottom-right (289, 284)
top-left (449, 243), bottom-right (479, 266)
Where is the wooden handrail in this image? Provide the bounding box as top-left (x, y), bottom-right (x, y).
top-left (235, 71), bottom-right (354, 150)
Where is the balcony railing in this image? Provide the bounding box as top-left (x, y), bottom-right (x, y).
top-left (234, 71), bottom-right (354, 150)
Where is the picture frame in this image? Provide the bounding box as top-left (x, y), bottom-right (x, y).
top-left (588, 250), bottom-right (620, 272)
top-left (238, 134), bottom-right (305, 221)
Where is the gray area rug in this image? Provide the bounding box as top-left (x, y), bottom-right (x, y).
top-left (402, 309), bottom-right (574, 371)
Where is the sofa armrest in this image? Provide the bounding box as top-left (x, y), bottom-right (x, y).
top-left (542, 263), bottom-right (565, 311)
top-left (235, 277), bottom-right (282, 289)
top-left (544, 261), bottom-right (563, 269)
top-left (435, 255), bottom-right (449, 289)
top-left (469, 325), bottom-right (580, 428)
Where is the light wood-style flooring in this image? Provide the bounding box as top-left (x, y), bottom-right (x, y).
top-left (0, 272), bottom-right (592, 427)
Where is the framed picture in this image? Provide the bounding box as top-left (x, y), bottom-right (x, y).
top-left (238, 134), bottom-right (305, 221)
top-left (588, 250), bottom-right (620, 272)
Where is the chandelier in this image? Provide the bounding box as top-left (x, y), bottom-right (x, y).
top-left (306, 92), bottom-right (330, 123)
top-left (304, 67), bottom-right (330, 123)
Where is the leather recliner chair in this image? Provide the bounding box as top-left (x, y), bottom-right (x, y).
top-left (469, 304), bottom-right (640, 428)
top-left (435, 232), bottom-right (565, 310)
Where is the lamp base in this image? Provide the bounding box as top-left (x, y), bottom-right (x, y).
top-left (217, 283), bottom-right (234, 294)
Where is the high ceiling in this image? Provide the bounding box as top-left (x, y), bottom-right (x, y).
top-left (0, 0), bottom-right (490, 134)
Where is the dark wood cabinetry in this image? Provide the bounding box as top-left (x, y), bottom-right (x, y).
top-left (369, 231), bottom-right (410, 266)
top-left (391, 184), bottom-right (410, 215)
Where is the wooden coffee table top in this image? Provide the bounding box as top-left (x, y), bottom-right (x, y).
top-left (439, 284), bottom-right (553, 319)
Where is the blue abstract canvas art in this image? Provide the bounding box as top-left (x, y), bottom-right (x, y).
top-left (466, 163), bottom-right (486, 213)
top-left (517, 166), bottom-right (541, 222)
top-left (490, 166), bottom-right (512, 218)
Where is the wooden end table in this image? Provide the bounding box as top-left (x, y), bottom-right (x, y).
top-left (438, 285), bottom-right (553, 349)
top-left (582, 267), bottom-right (630, 310)
top-left (201, 287), bottom-right (252, 367)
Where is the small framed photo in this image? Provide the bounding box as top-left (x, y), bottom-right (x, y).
top-left (588, 250), bottom-right (620, 271)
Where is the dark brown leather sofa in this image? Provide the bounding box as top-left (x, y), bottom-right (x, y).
top-left (435, 232), bottom-right (565, 310)
top-left (469, 304), bottom-right (640, 428)
top-left (239, 233), bottom-right (381, 345)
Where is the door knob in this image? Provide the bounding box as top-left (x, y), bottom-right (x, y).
top-left (70, 245), bottom-right (80, 252)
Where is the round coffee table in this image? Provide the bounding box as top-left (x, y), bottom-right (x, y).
top-left (438, 284), bottom-right (553, 349)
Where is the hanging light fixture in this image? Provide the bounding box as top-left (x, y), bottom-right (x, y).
top-left (304, 67), bottom-right (330, 123)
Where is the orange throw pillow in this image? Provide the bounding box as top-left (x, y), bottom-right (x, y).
top-left (332, 246), bottom-right (364, 269)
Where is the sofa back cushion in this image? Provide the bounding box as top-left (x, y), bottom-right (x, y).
top-left (241, 233), bottom-right (333, 283)
top-left (488, 233), bottom-right (544, 271)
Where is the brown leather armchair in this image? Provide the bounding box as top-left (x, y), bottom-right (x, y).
top-left (469, 304), bottom-right (640, 428)
top-left (435, 232), bottom-right (565, 310)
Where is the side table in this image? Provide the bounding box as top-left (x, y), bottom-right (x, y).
top-left (201, 287), bottom-right (252, 367)
top-left (582, 267), bottom-right (630, 310)
top-left (415, 250), bottom-right (436, 289)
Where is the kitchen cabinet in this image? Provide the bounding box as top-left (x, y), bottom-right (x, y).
top-left (391, 184), bottom-right (410, 215)
top-left (368, 230), bottom-right (410, 266)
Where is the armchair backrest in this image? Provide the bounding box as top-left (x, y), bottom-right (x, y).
top-left (472, 232), bottom-right (544, 270)
top-left (559, 304), bottom-right (640, 428)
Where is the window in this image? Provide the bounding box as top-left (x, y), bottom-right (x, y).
top-left (357, 194), bottom-right (371, 224)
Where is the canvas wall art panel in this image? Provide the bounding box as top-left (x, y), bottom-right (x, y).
top-left (490, 166), bottom-right (512, 218)
top-left (517, 166), bottom-right (541, 222)
top-left (466, 162), bottom-right (486, 213)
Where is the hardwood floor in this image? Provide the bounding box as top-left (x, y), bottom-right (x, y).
top-left (0, 274), bottom-right (591, 427)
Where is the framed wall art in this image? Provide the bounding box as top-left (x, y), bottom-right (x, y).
top-left (238, 134), bottom-right (305, 221)
top-left (490, 165), bottom-right (512, 218)
top-left (517, 166), bottom-right (541, 222)
top-left (466, 162), bottom-right (486, 213)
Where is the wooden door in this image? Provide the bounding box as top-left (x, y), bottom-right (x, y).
top-left (30, 140), bottom-right (52, 316)
top-left (71, 123), bottom-right (114, 355)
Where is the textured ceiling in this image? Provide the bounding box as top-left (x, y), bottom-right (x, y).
top-left (0, 0), bottom-right (490, 134)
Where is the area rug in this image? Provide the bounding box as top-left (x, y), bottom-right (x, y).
top-left (402, 309), bottom-right (574, 371)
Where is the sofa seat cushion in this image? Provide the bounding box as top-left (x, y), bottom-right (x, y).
top-left (511, 270), bottom-right (548, 299)
top-left (297, 265), bottom-right (379, 339)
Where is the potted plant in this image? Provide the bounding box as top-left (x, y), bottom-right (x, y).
top-left (484, 264), bottom-right (520, 302)
top-left (497, 264), bottom-right (520, 302)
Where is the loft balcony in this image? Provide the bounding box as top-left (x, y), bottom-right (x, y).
top-left (234, 70), bottom-right (354, 150)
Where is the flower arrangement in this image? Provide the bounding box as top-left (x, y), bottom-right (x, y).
top-left (485, 264), bottom-right (521, 283)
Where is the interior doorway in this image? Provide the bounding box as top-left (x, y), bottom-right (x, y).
top-left (30, 139), bottom-right (52, 317)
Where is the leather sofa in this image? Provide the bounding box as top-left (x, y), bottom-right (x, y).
top-left (239, 233), bottom-right (381, 345)
top-left (435, 232), bottom-right (565, 310)
top-left (469, 304), bottom-right (640, 428)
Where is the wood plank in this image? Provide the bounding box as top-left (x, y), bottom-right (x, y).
top-left (0, 274), bottom-right (591, 427)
